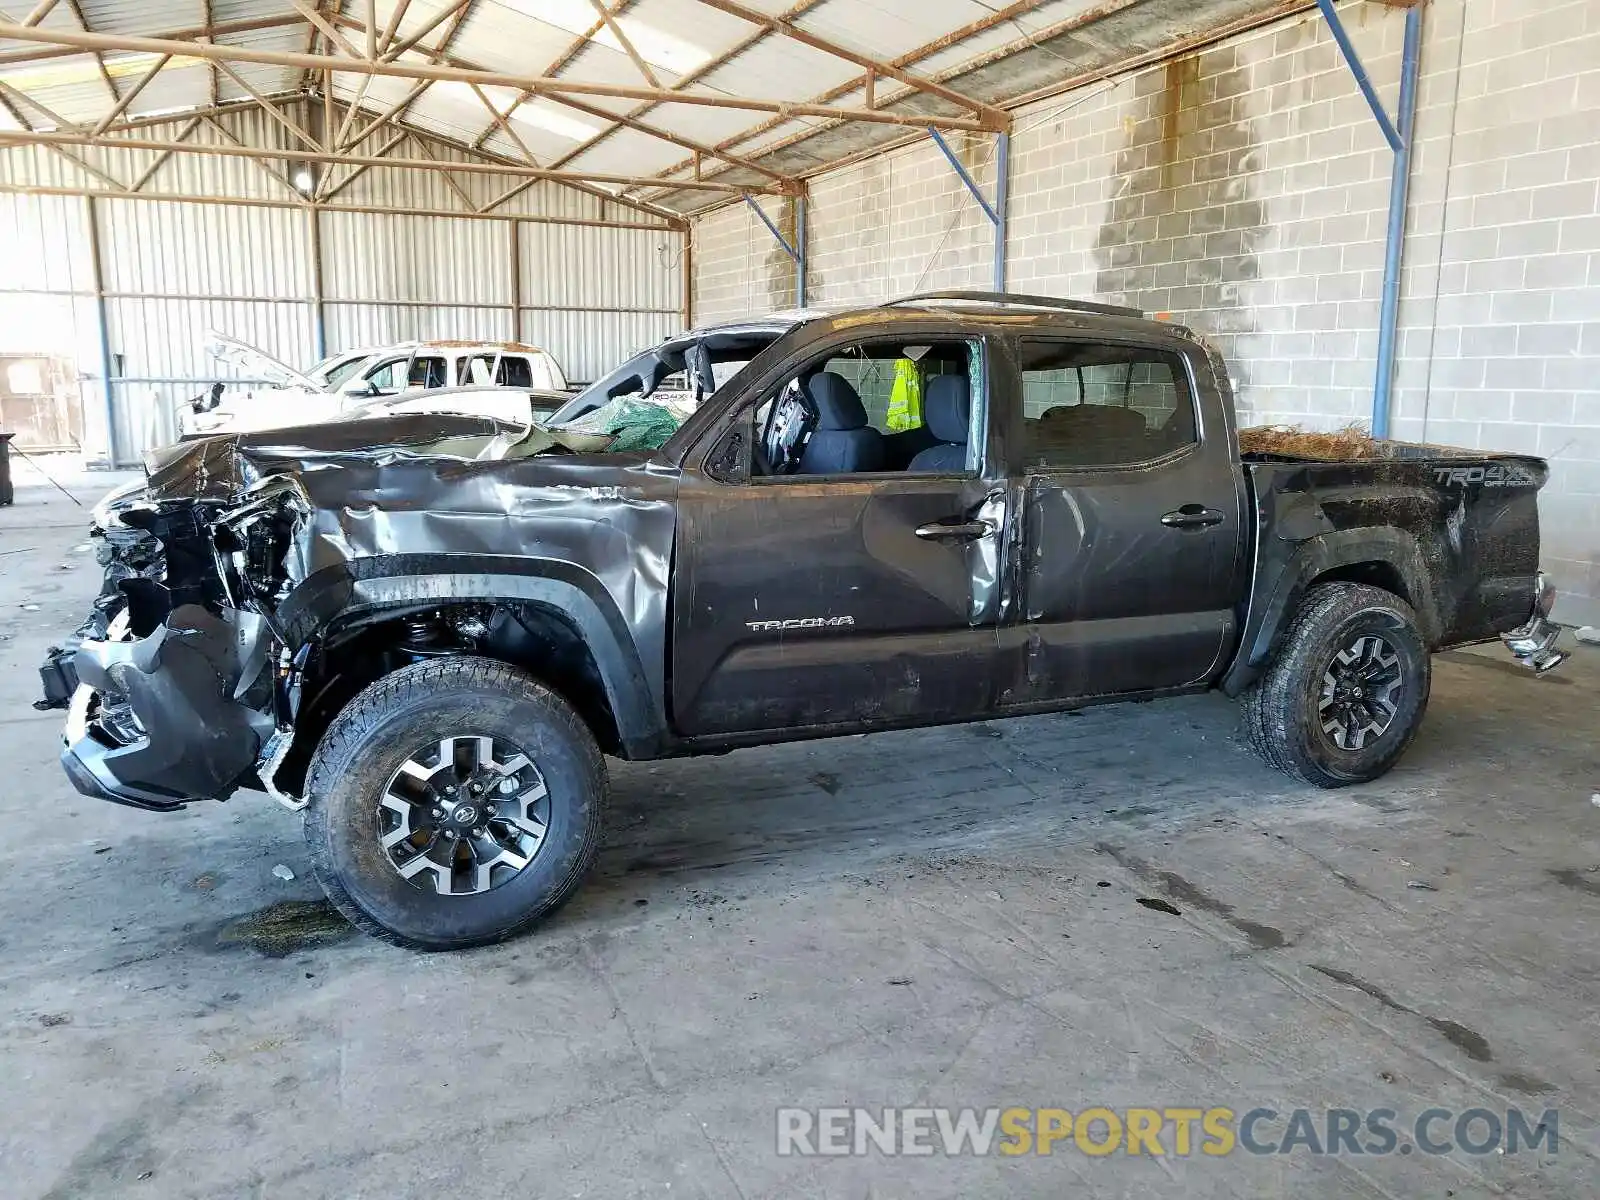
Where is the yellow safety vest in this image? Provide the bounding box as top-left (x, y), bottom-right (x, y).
top-left (886, 358), bottom-right (922, 431)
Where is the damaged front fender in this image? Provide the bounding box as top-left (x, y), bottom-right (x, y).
top-left (52, 411), bottom-right (683, 810)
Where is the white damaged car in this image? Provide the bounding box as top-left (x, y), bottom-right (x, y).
top-left (184, 333), bottom-right (570, 436)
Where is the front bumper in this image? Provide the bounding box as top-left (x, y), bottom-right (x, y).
top-left (55, 603), bottom-right (277, 810)
top-left (1501, 572), bottom-right (1568, 673)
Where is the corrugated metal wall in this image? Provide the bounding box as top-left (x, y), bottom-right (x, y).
top-left (0, 193), bottom-right (110, 454)
top-left (520, 223), bottom-right (683, 381)
top-left (0, 105), bottom-right (686, 465)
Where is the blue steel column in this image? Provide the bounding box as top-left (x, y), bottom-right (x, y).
top-left (928, 126), bottom-right (1010, 291)
top-left (993, 131), bottom-right (1009, 291)
top-left (742, 193), bottom-right (804, 308)
top-left (309, 206), bottom-right (327, 362)
top-left (84, 195), bottom-right (118, 468)
top-left (794, 193), bottom-right (806, 308)
top-left (1372, 6), bottom-right (1424, 438)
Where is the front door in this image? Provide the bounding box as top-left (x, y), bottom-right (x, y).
top-left (670, 333), bottom-right (1010, 738)
top-left (1002, 335), bottom-right (1245, 703)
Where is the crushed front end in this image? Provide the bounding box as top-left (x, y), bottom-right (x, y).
top-left (40, 476), bottom-right (306, 812)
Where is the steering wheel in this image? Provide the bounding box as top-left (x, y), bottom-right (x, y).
top-left (761, 379), bottom-right (815, 474)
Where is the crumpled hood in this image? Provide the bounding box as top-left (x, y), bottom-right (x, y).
top-left (143, 413), bottom-right (529, 504)
top-left (134, 408), bottom-right (673, 613)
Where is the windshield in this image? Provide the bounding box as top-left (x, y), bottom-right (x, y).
top-left (547, 328), bottom-right (786, 425)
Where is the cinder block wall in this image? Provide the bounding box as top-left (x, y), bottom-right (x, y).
top-left (690, 0), bottom-right (1600, 623)
top-left (692, 135), bottom-right (997, 320)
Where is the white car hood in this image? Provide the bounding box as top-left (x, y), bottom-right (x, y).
top-left (204, 330), bottom-right (320, 391)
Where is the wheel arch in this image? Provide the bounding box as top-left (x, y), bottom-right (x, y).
top-left (274, 558), bottom-right (667, 789)
top-left (1221, 528), bottom-right (1438, 698)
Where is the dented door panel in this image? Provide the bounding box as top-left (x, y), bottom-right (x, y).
top-left (1007, 460), bottom-right (1240, 701)
top-left (997, 336), bottom-right (1247, 705)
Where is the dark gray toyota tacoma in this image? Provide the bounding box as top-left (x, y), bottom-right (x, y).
top-left (37, 292), bottom-right (1566, 949)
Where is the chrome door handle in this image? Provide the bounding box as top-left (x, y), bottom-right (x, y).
top-left (1160, 505), bottom-right (1225, 530)
top-left (915, 518), bottom-right (994, 541)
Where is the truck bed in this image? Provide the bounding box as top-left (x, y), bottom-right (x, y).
top-left (1227, 442), bottom-right (1546, 691)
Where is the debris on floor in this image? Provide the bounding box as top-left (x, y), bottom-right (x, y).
top-left (1136, 897), bottom-right (1182, 915)
top-left (213, 900), bottom-right (352, 957)
top-left (1407, 879), bottom-right (1439, 891)
top-left (271, 864), bottom-right (295, 881)
top-left (1576, 626), bottom-right (1600, 646)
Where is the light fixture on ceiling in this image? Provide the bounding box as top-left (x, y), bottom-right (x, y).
top-left (290, 162), bottom-right (317, 193)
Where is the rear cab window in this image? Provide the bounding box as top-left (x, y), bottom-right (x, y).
top-left (1018, 340), bottom-right (1198, 470)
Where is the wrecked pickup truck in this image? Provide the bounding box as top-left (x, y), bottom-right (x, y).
top-left (38, 291), bottom-right (1565, 950)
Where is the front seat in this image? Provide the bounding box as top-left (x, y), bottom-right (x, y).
top-left (798, 372), bottom-right (885, 474)
top-left (907, 375), bottom-right (971, 472)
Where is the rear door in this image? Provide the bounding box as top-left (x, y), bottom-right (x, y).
top-left (1002, 335), bottom-right (1245, 703)
top-left (670, 331), bottom-right (1012, 738)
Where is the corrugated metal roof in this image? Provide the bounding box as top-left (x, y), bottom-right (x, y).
top-left (0, 0), bottom-right (1308, 216)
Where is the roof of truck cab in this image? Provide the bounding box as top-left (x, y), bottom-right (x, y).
top-left (689, 295), bottom-right (1197, 345)
top-left (808, 303), bottom-right (1198, 346)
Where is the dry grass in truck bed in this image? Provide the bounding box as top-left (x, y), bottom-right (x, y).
top-left (1239, 422), bottom-right (1386, 460)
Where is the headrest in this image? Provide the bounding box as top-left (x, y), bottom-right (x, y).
top-left (924, 375), bottom-right (970, 443)
top-left (805, 372), bottom-right (868, 430)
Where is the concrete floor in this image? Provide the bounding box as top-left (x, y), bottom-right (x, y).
top-left (1, 459), bottom-right (1596, 1199)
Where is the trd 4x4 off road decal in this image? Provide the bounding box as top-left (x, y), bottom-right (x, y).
top-left (745, 616), bottom-right (856, 632)
top-left (1434, 463), bottom-right (1540, 489)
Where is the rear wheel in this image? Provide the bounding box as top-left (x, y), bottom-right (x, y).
top-left (1242, 582), bottom-right (1431, 788)
top-left (304, 657), bottom-right (607, 950)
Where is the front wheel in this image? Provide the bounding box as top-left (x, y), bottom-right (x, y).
top-left (1242, 582), bottom-right (1431, 788)
top-left (304, 657), bottom-right (607, 950)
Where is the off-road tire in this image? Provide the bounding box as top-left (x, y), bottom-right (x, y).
top-left (1242, 582), bottom-right (1431, 788)
top-left (304, 657), bottom-right (607, 950)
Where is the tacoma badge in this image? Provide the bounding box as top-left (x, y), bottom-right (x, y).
top-left (745, 616), bottom-right (856, 632)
